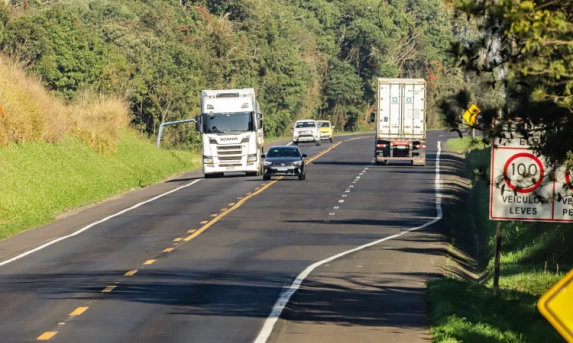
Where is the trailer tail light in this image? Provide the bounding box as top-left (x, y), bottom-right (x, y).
top-left (415, 144), bottom-right (427, 149)
top-left (376, 144), bottom-right (387, 148)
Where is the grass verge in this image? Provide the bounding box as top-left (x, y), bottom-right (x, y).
top-left (428, 137), bottom-right (570, 343)
top-left (0, 131), bottom-right (199, 241)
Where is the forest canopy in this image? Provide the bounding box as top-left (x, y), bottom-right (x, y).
top-left (0, 0), bottom-right (466, 146)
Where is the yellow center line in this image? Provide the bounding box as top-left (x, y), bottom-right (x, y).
top-left (69, 307), bottom-right (88, 316)
top-left (101, 285), bottom-right (116, 293)
top-left (37, 332), bottom-right (57, 341)
top-left (33, 135), bottom-right (367, 343)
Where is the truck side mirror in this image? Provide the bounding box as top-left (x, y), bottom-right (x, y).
top-left (302, 154), bottom-right (307, 158)
top-left (369, 112), bottom-right (375, 123)
top-left (261, 154), bottom-right (266, 159)
top-left (258, 119), bottom-right (263, 129)
top-left (195, 115), bottom-right (203, 133)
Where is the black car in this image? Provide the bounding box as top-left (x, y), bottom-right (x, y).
top-left (262, 146), bottom-right (307, 180)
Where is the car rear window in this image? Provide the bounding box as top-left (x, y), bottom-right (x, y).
top-left (319, 122), bottom-right (330, 127)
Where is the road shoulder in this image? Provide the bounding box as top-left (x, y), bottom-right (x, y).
top-left (267, 148), bottom-right (462, 343)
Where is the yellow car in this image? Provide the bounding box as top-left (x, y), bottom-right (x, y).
top-left (316, 120), bottom-right (334, 143)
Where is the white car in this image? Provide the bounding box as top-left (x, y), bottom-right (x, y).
top-left (292, 120), bottom-right (321, 146)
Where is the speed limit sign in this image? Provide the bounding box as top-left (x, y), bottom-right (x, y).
top-left (490, 134), bottom-right (573, 222)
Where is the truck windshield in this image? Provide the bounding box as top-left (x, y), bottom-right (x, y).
top-left (203, 112), bottom-right (254, 134)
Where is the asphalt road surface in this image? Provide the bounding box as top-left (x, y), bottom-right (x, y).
top-left (0, 131), bottom-right (455, 343)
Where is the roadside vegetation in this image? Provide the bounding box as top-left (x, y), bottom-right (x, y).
top-left (0, 55), bottom-right (199, 240)
top-left (428, 137), bottom-right (571, 343)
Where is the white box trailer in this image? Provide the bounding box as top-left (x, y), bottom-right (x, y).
top-left (369, 78), bottom-right (427, 165)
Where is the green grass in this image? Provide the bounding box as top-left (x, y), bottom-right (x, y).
top-left (445, 136), bottom-right (488, 153)
top-left (428, 278), bottom-right (562, 343)
top-left (428, 138), bottom-right (571, 343)
top-left (0, 131), bottom-right (199, 240)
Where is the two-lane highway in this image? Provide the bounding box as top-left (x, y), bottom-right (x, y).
top-left (0, 132), bottom-right (450, 343)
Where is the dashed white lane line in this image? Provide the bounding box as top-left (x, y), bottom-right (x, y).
top-left (0, 179), bottom-right (203, 267)
top-left (345, 190), bottom-right (350, 193)
top-left (334, 207), bottom-right (340, 210)
top-left (342, 195), bottom-right (347, 198)
top-left (338, 200), bottom-right (345, 203)
top-left (254, 141), bottom-right (443, 343)
top-left (329, 213), bottom-right (336, 216)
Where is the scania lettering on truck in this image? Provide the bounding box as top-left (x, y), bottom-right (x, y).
top-left (369, 78), bottom-right (426, 166)
top-left (195, 88), bottom-right (264, 178)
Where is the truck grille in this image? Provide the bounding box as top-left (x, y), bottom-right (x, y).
top-left (219, 156), bottom-right (243, 161)
top-left (217, 145), bottom-right (242, 151)
top-left (218, 151), bottom-right (241, 156)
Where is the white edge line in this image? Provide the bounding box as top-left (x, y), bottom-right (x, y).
top-left (0, 179), bottom-right (203, 267)
top-left (254, 141), bottom-right (442, 343)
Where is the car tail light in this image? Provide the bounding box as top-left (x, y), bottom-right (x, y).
top-left (415, 144), bottom-right (427, 149)
top-left (376, 144), bottom-right (387, 148)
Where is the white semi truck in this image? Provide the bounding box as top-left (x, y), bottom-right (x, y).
top-left (195, 88), bottom-right (265, 178)
top-left (369, 78), bottom-right (427, 166)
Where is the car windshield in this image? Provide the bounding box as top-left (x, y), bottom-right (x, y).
top-left (203, 112), bottom-right (254, 134)
top-left (319, 122), bottom-right (330, 127)
top-left (266, 147), bottom-right (301, 158)
top-left (295, 121), bottom-right (315, 128)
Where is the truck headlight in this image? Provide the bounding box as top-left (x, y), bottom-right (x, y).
top-left (293, 161), bottom-right (302, 166)
top-left (203, 156), bottom-right (214, 164)
top-left (247, 154), bottom-right (257, 163)
top-left (264, 161), bottom-right (273, 166)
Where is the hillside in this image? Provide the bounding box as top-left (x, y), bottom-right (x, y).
top-left (0, 55), bottom-right (199, 240)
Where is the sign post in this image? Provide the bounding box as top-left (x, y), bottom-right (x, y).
top-left (492, 221), bottom-right (503, 296)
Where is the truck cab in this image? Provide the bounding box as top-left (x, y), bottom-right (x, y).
top-left (196, 89), bottom-right (265, 178)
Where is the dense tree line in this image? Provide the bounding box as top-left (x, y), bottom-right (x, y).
top-left (0, 0), bottom-right (466, 146)
top-left (441, 0), bottom-right (573, 164)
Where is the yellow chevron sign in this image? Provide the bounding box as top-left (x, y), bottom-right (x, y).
top-left (538, 268), bottom-right (573, 342)
top-left (462, 104), bottom-right (480, 126)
